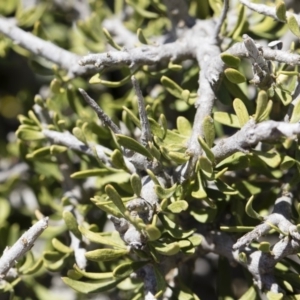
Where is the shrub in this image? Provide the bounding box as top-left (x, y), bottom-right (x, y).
top-left (1, 0), bottom-right (300, 299)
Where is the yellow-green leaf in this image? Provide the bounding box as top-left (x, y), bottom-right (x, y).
top-left (233, 98), bottom-right (249, 127)
top-left (245, 196), bottom-right (263, 220)
top-left (220, 53), bottom-right (241, 69)
top-left (213, 112), bottom-right (240, 128)
top-left (287, 15), bottom-right (300, 38)
top-left (167, 200), bottom-right (188, 213)
top-left (275, 1), bottom-right (286, 22)
top-left (224, 68), bottom-right (246, 84)
top-left (85, 248), bottom-right (129, 262)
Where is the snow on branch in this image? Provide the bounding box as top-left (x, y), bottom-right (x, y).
top-left (0, 217), bottom-right (48, 278)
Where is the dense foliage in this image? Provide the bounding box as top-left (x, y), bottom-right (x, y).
top-left (1, 0), bottom-right (300, 299)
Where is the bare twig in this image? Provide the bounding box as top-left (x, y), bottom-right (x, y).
top-left (240, 0), bottom-right (300, 25)
top-left (213, 0), bottom-right (230, 41)
top-left (0, 217), bottom-right (48, 278)
top-left (212, 119), bottom-right (300, 162)
top-left (78, 89), bottom-right (121, 134)
top-left (131, 76), bottom-right (152, 146)
top-left (233, 193), bottom-right (300, 249)
top-left (0, 17), bottom-right (92, 78)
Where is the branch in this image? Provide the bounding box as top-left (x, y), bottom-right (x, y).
top-left (212, 119), bottom-right (300, 163)
top-left (233, 193), bottom-right (300, 249)
top-left (213, 0), bottom-right (229, 41)
top-left (199, 229), bottom-right (300, 292)
top-left (0, 17), bottom-right (93, 78)
top-left (0, 217), bottom-right (48, 278)
top-left (42, 129), bottom-right (112, 165)
top-left (78, 89), bottom-right (121, 134)
top-left (131, 76), bottom-right (152, 146)
top-left (240, 0), bottom-right (300, 25)
top-left (78, 41), bottom-right (193, 70)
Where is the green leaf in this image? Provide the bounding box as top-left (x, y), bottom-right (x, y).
top-left (21, 258), bottom-right (43, 275)
top-left (153, 241), bottom-right (181, 256)
top-left (62, 211), bottom-right (81, 239)
top-left (192, 170), bottom-right (207, 199)
top-left (220, 53), bottom-right (241, 69)
top-left (275, 1), bottom-right (286, 22)
top-left (79, 225), bottom-right (126, 248)
top-left (254, 90), bottom-right (268, 122)
top-left (202, 116), bottom-right (215, 148)
top-left (177, 116), bottom-right (192, 136)
top-left (52, 238), bottom-right (73, 254)
top-left (275, 87), bottom-right (292, 106)
top-left (287, 15), bottom-right (300, 38)
top-left (266, 291), bottom-right (284, 300)
top-left (89, 74), bottom-right (131, 87)
top-left (198, 137), bottom-right (215, 163)
top-left (161, 76), bottom-right (183, 98)
top-left (224, 68), bottom-right (246, 84)
top-left (62, 277), bottom-right (124, 294)
top-left (126, 0), bottom-right (159, 18)
top-left (168, 151), bottom-right (189, 164)
top-left (154, 184), bottom-right (177, 199)
top-left (71, 169), bottom-right (110, 179)
top-left (116, 134), bottom-right (153, 158)
top-left (280, 155), bottom-right (295, 170)
top-left (113, 261), bottom-right (148, 278)
top-left (85, 248), bottom-right (129, 262)
top-left (153, 265), bottom-right (167, 296)
top-left (167, 200), bottom-right (188, 213)
top-left (159, 214), bottom-right (194, 239)
top-left (199, 156), bottom-right (213, 178)
top-left (137, 28), bottom-right (148, 44)
top-left (50, 145), bottom-right (68, 154)
top-left (144, 224), bottom-right (161, 241)
top-left (73, 264), bottom-right (113, 279)
top-left (258, 241), bottom-right (270, 252)
top-left (290, 100), bottom-right (300, 123)
top-left (130, 173), bottom-right (142, 196)
top-left (105, 184), bottom-right (126, 215)
top-left (102, 27), bottom-right (122, 50)
top-left (245, 196), bottom-right (263, 220)
top-left (233, 98), bottom-right (249, 127)
top-left (213, 112), bottom-right (240, 128)
top-left (239, 286), bottom-right (257, 300)
top-left (252, 150), bottom-right (281, 168)
top-left (16, 129), bottom-right (45, 141)
top-left (26, 146), bottom-right (50, 159)
top-left (111, 149), bottom-right (128, 171)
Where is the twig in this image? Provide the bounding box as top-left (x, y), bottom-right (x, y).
top-left (78, 89), bottom-right (121, 134)
top-left (42, 129), bottom-right (112, 164)
top-left (0, 217), bottom-right (48, 278)
top-left (233, 193), bottom-right (300, 249)
top-left (78, 42), bottom-right (193, 70)
top-left (131, 76), bottom-right (152, 146)
top-left (0, 17), bottom-right (92, 78)
top-left (240, 0), bottom-right (300, 25)
top-left (212, 119), bottom-right (300, 162)
top-left (213, 0), bottom-right (229, 41)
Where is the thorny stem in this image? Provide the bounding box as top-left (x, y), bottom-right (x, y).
top-left (213, 0), bottom-right (230, 41)
top-left (131, 76), bottom-right (152, 146)
top-left (78, 88), bottom-right (121, 134)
